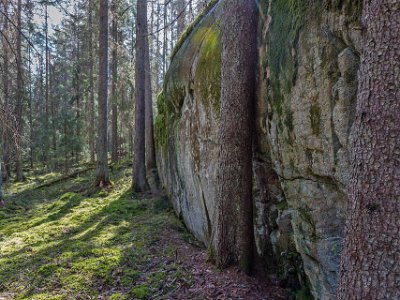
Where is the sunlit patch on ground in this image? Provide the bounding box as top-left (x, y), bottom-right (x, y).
top-left (0, 164), bottom-right (191, 299)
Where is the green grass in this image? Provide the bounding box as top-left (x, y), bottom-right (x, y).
top-left (0, 165), bottom-right (191, 299)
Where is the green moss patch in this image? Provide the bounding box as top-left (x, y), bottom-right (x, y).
top-left (194, 23), bottom-right (222, 115)
top-left (155, 92), bottom-right (169, 148)
top-left (0, 164), bottom-right (191, 299)
top-left (170, 0), bottom-right (220, 61)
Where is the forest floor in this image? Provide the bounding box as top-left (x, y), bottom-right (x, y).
top-left (0, 163), bottom-right (288, 300)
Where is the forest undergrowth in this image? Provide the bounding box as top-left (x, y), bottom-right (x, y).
top-left (0, 162), bottom-right (287, 300)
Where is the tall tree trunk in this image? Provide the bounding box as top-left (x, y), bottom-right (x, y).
top-left (50, 54), bottom-right (56, 165)
top-left (177, 0), bottom-right (186, 36)
top-left (169, 4), bottom-right (174, 56)
top-left (189, 0), bottom-right (194, 23)
top-left (95, 0), bottom-right (110, 187)
top-left (154, 1), bottom-right (162, 92)
top-left (338, 1), bottom-right (400, 299)
top-left (44, 2), bottom-right (49, 166)
top-left (214, 0), bottom-right (258, 274)
top-left (88, 0), bottom-right (96, 163)
top-left (111, 0), bottom-right (119, 163)
top-left (15, 0), bottom-right (24, 181)
top-left (162, 0), bottom-right (167, 78)
top-left (0, 160), bottom-right (4, 205)
top-left (75, 28), bottom-right (81, 164)
top-left (133, 0), bottom-right (148, 192)
top-left (27, 2), bottom-right (34, 170)
top-left (145, 34), bottom-right (158, 191)
top-left (1, 0), bottom-right (10, 179)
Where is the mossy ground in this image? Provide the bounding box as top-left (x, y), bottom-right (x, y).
top-left (0, 163), bottom-right (193, 300)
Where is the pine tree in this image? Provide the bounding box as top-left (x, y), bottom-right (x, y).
top-left (338, 1), bottom-right (400, 299)
top-left (95, 0), bottom-right (110, 186)
top-left (133, 0), bottom-right (148, 192)
top-left (215, 0), bottom-right (258, 274)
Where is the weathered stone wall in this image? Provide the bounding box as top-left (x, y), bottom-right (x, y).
top-left (155, 1), bottom-right (362, 299)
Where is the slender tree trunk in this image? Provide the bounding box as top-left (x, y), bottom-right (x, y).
top-left (177, 0), bottom-right (186, 36)
top-left (95, 0), bottom-right (110, 187)
top-left (50, 55), bottom-right (56, 165)
top-left (111, 0), bottom-right (119, 163)
top-left (145, 34), bottom-right (158, 191)
top-left (189, 0), bottom-right (194, 23)
top-left (28, 36), bottom-right (34, 169)
top-left (169, 4), bottom-right (174, 56)
top-left (27, 2), bottom-right (34, 170)
top-left (39, 51), bottom-right (45, 166)
top-left (44, 2), bottom-right (49, 166)
top-left (162, 0), bottom-right (167, 78)
top-left (129, 82), bottom-right (134, 155)
top-left (154, 1), bottom-right (161, 92)
top-left (133, 0), bottom-right (148, 192)
top-left (214, 0), bottom-right (258, 274)
top-left (338, 1), bottom-right (400, 299)
top-left (0, 161), bottom-right (4, 205)
top-left (88, 0), bottom-right (96, 163)
top-left (15, 0), bottom-right (24, 181)
top-left (1, 0), bottom-right (10, 179)
top-left (75, 31), bottom-right (81, 163)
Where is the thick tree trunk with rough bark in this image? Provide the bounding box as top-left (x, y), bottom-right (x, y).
top-left (133, 0), bottom-right (148, 192)
top-left (15, 0), bottom-right (24, 181)
top-left (338, 1), bottom-right (400, 299)
top-left (214, 0), bottom-right (258, 274)
top-left (111, 0), bottom-right (119, 163)
top-left (95, 0), bottom-right (110, 187)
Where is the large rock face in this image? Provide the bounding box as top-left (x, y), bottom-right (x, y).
top-left (155, 1), bottom-right (362, 299)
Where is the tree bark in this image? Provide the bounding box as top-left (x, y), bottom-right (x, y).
top-left (154, 1), bottom-right (162, 92)
top-left (145, 33), bottom-right (158, 191)
top-left (162, 0), bottom-right (167, 78)
top-left (133, 0), bottom-right (148, 192)
top-left (15, 0), bottom-right (24, 181)
top-left (0, 160), bottom-right (4, 205)
top-left (27, 11), bottom-right (34, 170)
top-left (44, 2), bottom-right (50, 166)
top-left (214, 0), bottom-right (258, 274)
top-left (1, 0), bottom-right (10, 179)
top-left (74, 18), bottom-right (81, 164)
top-left (88, 0), bottom-right (96, 163)
top-left (95, 0), bottom-right (110, 187)
top-left (177, 0), bottom-right (186, 36)
top-left (338, 1), bottom-right (400, 299)
top-left (111, 0), bottom-right (119, 163)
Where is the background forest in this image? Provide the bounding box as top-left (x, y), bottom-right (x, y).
top-left (0, 0), bottom-right (209, 180)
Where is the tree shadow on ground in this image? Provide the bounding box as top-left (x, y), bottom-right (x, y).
top-left (0, 178), bottom-right (183, 299)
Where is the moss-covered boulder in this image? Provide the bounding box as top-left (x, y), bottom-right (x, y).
top-left (155, 1), bottom-right (222, 243)
top-left (156, 1), bottom-right (362, 299)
